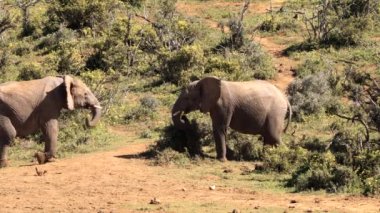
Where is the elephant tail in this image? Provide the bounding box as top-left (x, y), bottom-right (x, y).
top-left (283, 100), bottom-right (292, 133)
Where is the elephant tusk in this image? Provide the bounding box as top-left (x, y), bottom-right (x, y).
top-left (172, 111), bottom-right (182, 117)
top-left (93, 105), bottom-right (102, 109)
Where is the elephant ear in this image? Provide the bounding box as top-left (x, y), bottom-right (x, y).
top-left (64, 75), bottom-right (75, 110)
top-left (198, 76), bottom-right (221, 113)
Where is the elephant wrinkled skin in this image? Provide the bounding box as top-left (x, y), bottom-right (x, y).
top-left (0, 75), bottom-right (101, 167)
top-left (172, 76), bottom-right (291, 161)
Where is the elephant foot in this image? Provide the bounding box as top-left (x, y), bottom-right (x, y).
top-left (217, 157), bottom-right (227, 162)
top-left (35, 152), bottom-right (56, 164)
top-left (0, 159), bottom-right (8, 168)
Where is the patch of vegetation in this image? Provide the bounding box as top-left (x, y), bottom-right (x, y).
top-left (285, 0), bottom-right (380, 53)
top-left (288, 72), bottom-right (338, 121)
top-left (124, 96), bottom-right (160, 123)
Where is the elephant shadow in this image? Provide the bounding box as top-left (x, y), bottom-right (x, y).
top-left (114, 153), bottom-right (149, 160)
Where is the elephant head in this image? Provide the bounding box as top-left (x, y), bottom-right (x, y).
top-left (172, 77), bottom-right (221, 130)
top-left (64, 75), bottom-right (102, 127)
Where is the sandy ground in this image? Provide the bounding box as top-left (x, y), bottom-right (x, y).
top-left (1, 136), bottom-right (379, 212)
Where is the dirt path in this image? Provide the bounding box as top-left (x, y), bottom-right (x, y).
top-left (177, 0), bottom-right (298, 92)
top-left (252, 36), bottom-right (298, 91)
top-left (1, 128), bottom-right (380, 212)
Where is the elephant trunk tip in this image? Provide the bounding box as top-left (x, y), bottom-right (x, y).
top-left (87, 105), bottom-right (102, 127)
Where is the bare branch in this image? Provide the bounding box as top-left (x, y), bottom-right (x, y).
top-left (332, 112), bottom-right (370, 144)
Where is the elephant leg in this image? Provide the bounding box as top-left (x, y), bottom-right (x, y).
top-left (0, 116), bottom-right (16, 168)
top-left (263, 115), bottom-right (283, 146)
top-left (210, 108), bottom-right (233, 162)
top-left (0, 145), bottom-right (9, 167)
top-left (213, 129), bottom-right (227, 161)
top-left (37, 119), bottom-right (58, 164)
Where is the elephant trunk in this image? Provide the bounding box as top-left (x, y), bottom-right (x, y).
top-left (87, 103), bottom-right (102, 127)
top-left (172, 100), bottom-right (190, 130)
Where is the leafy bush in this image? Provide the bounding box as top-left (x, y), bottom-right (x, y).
top-left (159, 44), bottom-right (205, 85)
top-left (124, 96), bottom-right (160, 123)
top-left (121, 0), bottom-right (145, 7)
top-left (295, 57), bottom-right (334, 78)
top-left (152, 148), bottom-right (191, 166)
top-left (208, 42), bottom-right (275, 81)
top-left (287, 130), bottom-right (380, 195)
top-left (363, 175), bottom-right (380, 196)
top-left (259, 14), bottom-right (299, 33)
top-left (140, 95), bottom-right (161, 109)
top-left (58, 47), bottom-right (85, 74)
top-left (299, 137), bottom-right (327, 153)
top-left (148, 118), bottom-right (208, 159)
top-left (36, 26), bottom-right (78, 53)
top-left (293, 0), bottom-right (379, 47)
top-left (288, 72), bottom-right (337, 120)
top-left (17, 62), bottom-right (45, 81)
top-left (44, 0), bottom-right (120, 33)
top-left (57, 111), bottom-right (113, 155)
top-left (288, 151), bottom-right (353, 192)
top-left (227, 131), bottom-right (263, 161)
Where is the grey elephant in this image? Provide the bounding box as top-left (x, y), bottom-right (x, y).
top-left (172, 76), bottom-right (291, 161)
top-left (0, 75), bottom-right (102, 167)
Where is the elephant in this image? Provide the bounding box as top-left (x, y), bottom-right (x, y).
top-left (0, 75), bottom-right (101, 167)
top-left (171, 76), bottom-right (291, 161)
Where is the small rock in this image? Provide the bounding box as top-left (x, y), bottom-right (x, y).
top-left (314, 198), bottom-right (321, 204)
top-left (181, 188), bottom-right (186, 192)
top-left (240, 165), bottom-right (255, 175)
top-left (305, 209), bottom-right (313, 213)
top-left (149, 197), bottom-right (161, 205)
top-left (223, 168), bottom-right (233, 173)
top-left (254, 162), bottom-right (265, 171)
top-left (35, 167), bottom-right (47, 176)
top-left (289, 205), bottom-right (295, 209)
top-left (254, 205), bottom-right (260, 209)
top-left (290, 199), bottom-right (297, 204)
top-left (232, 209), bottom-right (240, 213)
top-left (209, 185), bottom-right (216, 190)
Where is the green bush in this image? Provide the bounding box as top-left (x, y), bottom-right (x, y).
top-left (295, 57), bottom-right (333, 78)
top-left (124, 96), bottom-right (160, 123)
top-left (288, 72), bottom-right (337, 120)
top-left (300, 137), bottom-right (327, 153)
top-left (262, 145), bottom-right (308, 173)
top-left (44, 0), bottom-right (120, 33)
top-left (259, 14), bottom-right (299, 33)
top-left (58, 47), bottom-right (85, 74)
top-left (36, 27), bottom-right (78, 53)
top-left (121, 0), bottom-right (145, 7)
top-left (227, 131), bottom-right (263, 161)
top-left (208, 42), bottom-right (275, 81)
top-left (159, 44), bottom-right (205, 85)
top-left (57, 111), bottom-right (113, 155)
top-left (363, 175), bottom-right (380, 196)
top-left (288, 152), bottom-right (337, 191)
top-left (152, 148), bottom-right (191, 166)
top-left (17, 62), bottom-right (45, 81)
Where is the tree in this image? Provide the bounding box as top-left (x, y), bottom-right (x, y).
top-left (300, 0), bottom-right (379, 46)
top-left (16, 0), bottom-right (40, 36)
top-left (0, 3), bottom-right (14, 36)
